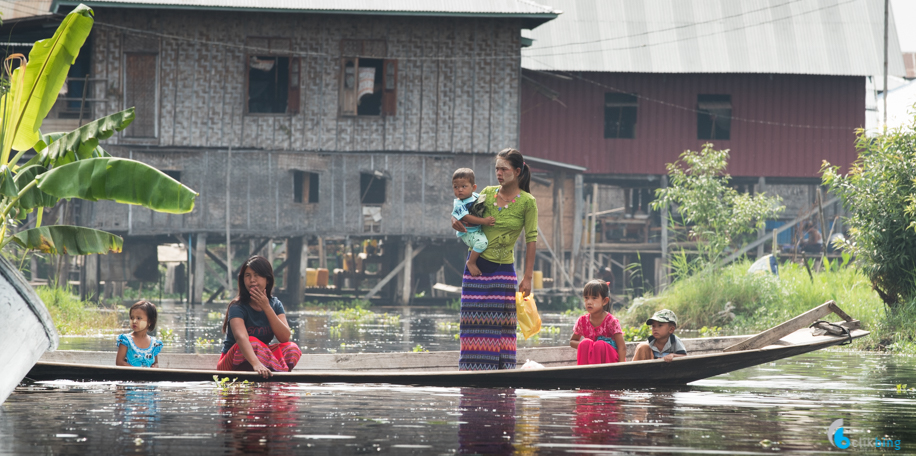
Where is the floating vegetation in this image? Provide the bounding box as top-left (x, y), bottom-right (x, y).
top-left (195, 337), bottom-right (219, 347)
top-left (412, 344), bottom-right (428, 353)
top-left (436, 321), bottom-right (459, 333)
top-left (304, 299), bottom-right (372, 311)
top-left (331, 307), bottom-right (400, 326)
top-left (699, 326), bottom-right (723, 337)
top-left (158, 327), bottom-right (177, 344)
top-left (326, 308), bottom-right (401, 345)
top-left (212, 375), bottom-right (250, 394)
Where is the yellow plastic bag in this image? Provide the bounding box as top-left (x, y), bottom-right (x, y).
top-left (516, 292), bottom-right (542, 340)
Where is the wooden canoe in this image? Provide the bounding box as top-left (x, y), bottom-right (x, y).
top-left (27, 302), bottom-right (868, 388)
top-left (1, 256), bottom-right (58, 404)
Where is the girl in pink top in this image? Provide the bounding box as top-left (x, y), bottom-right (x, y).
top-left (570, 280), bottom-right (626, 365)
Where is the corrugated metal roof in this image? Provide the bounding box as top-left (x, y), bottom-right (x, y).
top-left (521, 0), bottom-right (906, 76)
top-left (52, 0), bottom-right (560, 22)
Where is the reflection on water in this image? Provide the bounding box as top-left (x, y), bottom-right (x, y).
top-left (3, 352), bottom-right (916, 454)
top-left (459, 388), bottom-right (515, 454)
top-left (221, 385), bottom-right (299, 453)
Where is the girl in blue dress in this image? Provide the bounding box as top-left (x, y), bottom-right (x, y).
top-left (116, 300), bottom-right (163, 368)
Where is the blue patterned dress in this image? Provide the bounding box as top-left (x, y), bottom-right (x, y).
top-left (116, 333), bottom-right (163, 367)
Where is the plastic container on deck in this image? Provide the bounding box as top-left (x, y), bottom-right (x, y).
top-left (533, 270), bottom-right (543, 289)
top-left (306, 268), bottom-right (318, 287)
top-left (316, 268), bottom-right (329, 287)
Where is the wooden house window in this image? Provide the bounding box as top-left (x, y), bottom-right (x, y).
top-left (246, 37), bottom-right (299, 115)
top-left (360, 172), bottom-right (386, 204)
top-left (604, 93), bottom-right (637, 139)
top-left (124, 53), bottom-right (158, 138)
top-left (292, 170), bottom-right (319, 204)
top-left (697, 94), bottom-right (731, 140)
top-left (339, 40), bottom-right (396, 117)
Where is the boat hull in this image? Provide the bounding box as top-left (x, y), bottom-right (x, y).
top-left (0, 256), bottom-right (58, 403)
top-left (26, 330), bottom-right (867, 389)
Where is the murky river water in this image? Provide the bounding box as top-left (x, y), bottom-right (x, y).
top-left (2, 303), bottom-right (915, 454)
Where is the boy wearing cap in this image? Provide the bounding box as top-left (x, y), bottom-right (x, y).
top-left (632, 309), bottom-right (687, 362)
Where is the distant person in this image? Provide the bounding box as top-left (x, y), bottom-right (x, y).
top-left (631, 309), bottom-right (687, 362)
top-left (451, 148), bottom-right (538, 371)
top-left (799, 220), bottom-right (823, 253)
top-left (116, 301), bottom-right (162, 368)
top-left (217, 256), bottom-right (301, 378)
top-left (570, 280), bottom-right (626, 365)
top-left (451, 168), bottom-right (496, 276)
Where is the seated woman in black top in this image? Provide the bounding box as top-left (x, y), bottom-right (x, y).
top-left (217, 256), bottom-right (301, 378)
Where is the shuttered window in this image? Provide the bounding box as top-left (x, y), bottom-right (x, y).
top-left (338, 40), bottom-right (396, 117)
top-left (124, 53), bottom-right (158, 138)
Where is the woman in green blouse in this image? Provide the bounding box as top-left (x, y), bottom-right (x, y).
top-left (451, 148), bottom-right (538, 370)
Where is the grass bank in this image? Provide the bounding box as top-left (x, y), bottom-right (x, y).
top-left (36, 286), bottom-right (122, 335)
top-left (620, 259), bottom-right (915, 354)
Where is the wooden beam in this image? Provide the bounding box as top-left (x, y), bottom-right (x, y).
top-left (203, 255), bottom-right (230, 290)
top-left (273, 258), bottom-right (289, 276)
top-left (364, 245), bottom-right (426, 300)
top-left (720, 197), bottom-right (838, 265)
top-left (538, 230), bottom-right (573, 289)
top-left (206, 285), bottom-right (225, 304)
top-left (723, 300), bottom-right (853, 352)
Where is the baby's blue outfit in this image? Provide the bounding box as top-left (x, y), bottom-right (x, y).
top-left (116, 333), bottom-right (163, 367)
top-left (452, 193), bottom-right (488, 253)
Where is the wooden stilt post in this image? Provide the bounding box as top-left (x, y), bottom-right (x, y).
top-left (318, 236), bottom-right (326, 269)
top-left (400, 240), bottom-right (413, 305)
top-left (659, 175), bottom-right (669, 291)
top-left (571, 174), bottom-right (584, 287)
top-left (285, 236), bottom-right (307, 306)
top-left (82, 254), bottom-right (99, 302)
top-left (193, 233), bottom-right (207, 304)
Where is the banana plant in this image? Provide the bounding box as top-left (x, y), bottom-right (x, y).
top-left (0, 4), bottom-right (198, 255)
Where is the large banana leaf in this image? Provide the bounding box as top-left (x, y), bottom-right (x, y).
top-left (0, 165), bottom-right (16, 197)
top-left (2, 4), bottom-right (94, 156)
top-left (26, 108), bottom-right (130, 169)
top-left (12, 225), bottom-right (122, 255)
top-left (14, 164), bottom-right (58, 210)
top-left (36, 157), bottom-right (198, 214)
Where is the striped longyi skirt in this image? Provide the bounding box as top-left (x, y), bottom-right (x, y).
top-left (459, 259), bottom-right (517, 371)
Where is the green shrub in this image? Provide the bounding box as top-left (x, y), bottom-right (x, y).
top-left (36, 286), bottom-right (121, 335)
top-left (822, 124), bottom-right (916, 310)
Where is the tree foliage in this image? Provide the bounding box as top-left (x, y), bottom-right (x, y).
top-left (821, 124), bottom-right (916, 309)
top-left (652, 143), bottom-right (784, 266)
top-left (0, 4), bottom-right (197, 255)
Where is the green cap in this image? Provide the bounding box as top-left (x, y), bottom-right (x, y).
top-left (647, 309), bottom-right (677, 326)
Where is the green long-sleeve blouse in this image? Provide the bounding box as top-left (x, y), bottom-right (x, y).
top-left (476, 186), bottom-right (539, 264)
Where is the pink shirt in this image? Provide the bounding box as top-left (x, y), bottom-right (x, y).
top-left (574, 313), bottom-right (623, 340)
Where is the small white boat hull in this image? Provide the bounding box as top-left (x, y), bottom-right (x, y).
top-left (0, 256), bottom-right (58, 403)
